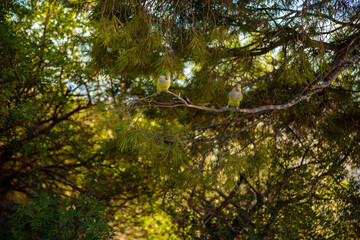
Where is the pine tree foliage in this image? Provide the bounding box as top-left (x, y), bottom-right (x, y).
top-left (1, 0), bottom-right (360, 239)
top-left (90, 0), bottom-right (360, 239)
top-left (1, 191), bottom-right (113, 240)
top-left (0, 0), bottom-right (111, 213)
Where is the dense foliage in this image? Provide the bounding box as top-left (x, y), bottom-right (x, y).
top-left (0, 0), bottom-right (97, 199)
top-left (1, 192), bottom-right (113, 240)
top-left (1, 0), bottom-right (360, 239)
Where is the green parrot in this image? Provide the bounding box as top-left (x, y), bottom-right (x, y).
top-left (154, 70), bottom-right (171, 92)
top-left (227, 84), bottom-right (243, 117)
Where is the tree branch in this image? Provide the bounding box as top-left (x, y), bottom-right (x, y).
top-left (132, 50), bottom-right (360, 115)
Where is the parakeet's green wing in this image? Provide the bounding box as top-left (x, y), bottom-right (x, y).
top-left (154, 80), bottom-right (157, 91)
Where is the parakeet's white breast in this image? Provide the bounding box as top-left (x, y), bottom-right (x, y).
top-left (158, 75), bottom-right (170, 86)
top-left (229, 88), bottom-right (242, 101)
top-left (157, 74), bottom-right (171, 91)
top-left (228, 86), bottom-right (243, 107)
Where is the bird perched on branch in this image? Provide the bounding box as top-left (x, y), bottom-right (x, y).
top-left (227, 84), bottom-right (243, 117)
top-left (154, 70), bottom-right (171, 92)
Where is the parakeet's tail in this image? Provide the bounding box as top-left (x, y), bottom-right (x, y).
top-left (229, 111), bottom-right (234, 118)
top-left (228, 106), bottom-right (239, 118)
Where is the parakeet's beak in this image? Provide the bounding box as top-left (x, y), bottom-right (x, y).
top-left (166, 75), bottom-right (170, 81)
top-left (236, 87), bottom-right (241, 92)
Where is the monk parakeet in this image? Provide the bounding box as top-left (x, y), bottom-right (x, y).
top-left (227, 84), bottom-right (243, 117)
top-left (154, 70), bottom-right (171, 92)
